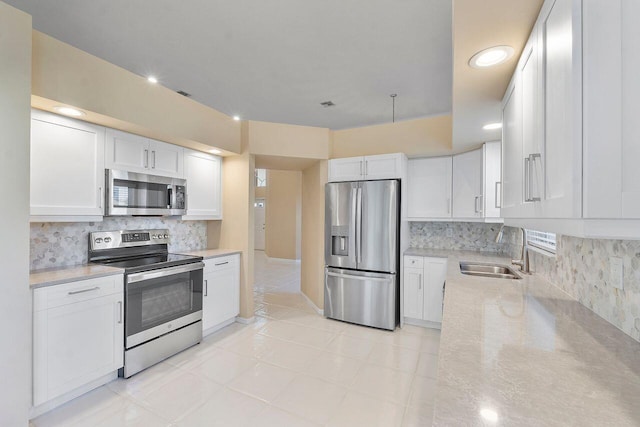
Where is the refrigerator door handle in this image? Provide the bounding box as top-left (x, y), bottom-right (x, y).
top-left (355, 186), bottom-right (362, 264)
top-left (326, 271), bottom-right (393, 282)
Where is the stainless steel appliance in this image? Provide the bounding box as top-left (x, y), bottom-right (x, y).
top-left (88, 229), bottom-right (203, 378)
top-left (105, 169), bottom-right (186, 216)
top-left (324, 180), bottom-right (400, 330)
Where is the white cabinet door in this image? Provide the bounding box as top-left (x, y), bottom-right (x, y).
top-left (202, 255), bottom-right (240, 333)
top-left (540, 0), bottom-right (582, 218)
top-left (406, 157), bottom-right (452, 219)
top-left (483, 142), bottom-right (502, 219)
top-left (423, 257), bottom-right (447, 324)
top-left (148, 139), bottom-right (184, 178)
top-left (33, 276), bottom-right (124, 406)
top-left (452, 149), bottom-right (483, 218)
top-left (328, 157), bottom-right (365, 182)
top-left (105, 130), bottom-right (184, 178)
top-left (183, 150), bottom-right (222, 220)
top-left (364, 153), bottom-right (405, 180)
top-left (30, 110), bottom-right (105, 218)
top-left (105, 129), bottom-right (149, 174)
top-left (403, 267), bottom-right (424, 320)
top-left (502, 80), bottom-right (524, 218)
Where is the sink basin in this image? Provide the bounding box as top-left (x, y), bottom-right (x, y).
top-left (459, 262), bottom-right (521, 280)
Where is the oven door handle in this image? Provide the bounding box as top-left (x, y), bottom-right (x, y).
top-left (127, 262), bottom-right (205, 284)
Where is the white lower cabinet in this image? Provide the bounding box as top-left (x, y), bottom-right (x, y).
top-left (33, 275), bottom-right (124, 407)
top-left (202, 254), bottom-right (240, 334)
top-left (403, 256), bottom-right (447, 326)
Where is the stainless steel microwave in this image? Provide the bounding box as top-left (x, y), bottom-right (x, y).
top-left (105, 169), bottom-right (186, 216)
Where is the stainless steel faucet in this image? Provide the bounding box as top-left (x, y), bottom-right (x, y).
top-left (511, 227), bottom-right (531, 274)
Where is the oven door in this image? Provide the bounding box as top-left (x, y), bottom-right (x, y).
top-left (125, 262), bottom-right (203, 349)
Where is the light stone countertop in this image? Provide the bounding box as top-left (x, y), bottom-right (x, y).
top-left (404, 249), bottom-right (640, 426)
top-left (177, 248), bottom-right (241, 259)
top-left (30, 264), bottom-right (124, 289)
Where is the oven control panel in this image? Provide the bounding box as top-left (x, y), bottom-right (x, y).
top-left (89, 229), bottom-right (169, 251)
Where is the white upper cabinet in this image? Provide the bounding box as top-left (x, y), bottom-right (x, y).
top-left (182, 149), bottom-right (222, 220)
top-left (328, 153), bottom-right (406, 182)
top-left (406, 156), bottom-right (452, 219)
top-left (502, 79), bottom-right (524, 218)
top-left (452, 148), bottom-right (483, 219)
top-left (105, 129), bottom-right (183, 178)
top-left (483, 141), bottom-right (502, 219)
top-left (30, 110), bottom-right (105, 220)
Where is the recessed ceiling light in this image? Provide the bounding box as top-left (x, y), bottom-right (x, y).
top-left (480, 408), bottom-right (498, 423)
top-left (483, 122), bottom-right (502, 130)
top-left (147, 76), bottom-right (158, 84)
top-left (209, 149), bottom-right (222, 155)
top-left (469, 46), bottom-right (514, 68)
top-left (233, 116), bottom-right (240, 121)
top-left (53, 106), bottom-right (85, 117)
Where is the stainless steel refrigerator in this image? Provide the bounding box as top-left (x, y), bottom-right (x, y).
top-left (324, 180), bottom-right (400, 330)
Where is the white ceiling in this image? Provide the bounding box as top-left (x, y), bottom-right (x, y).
top-left (8, 0), bottom-right (453, 130)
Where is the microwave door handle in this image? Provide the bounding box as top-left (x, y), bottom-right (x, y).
top-left (167, 186), bottom-right (173, 208)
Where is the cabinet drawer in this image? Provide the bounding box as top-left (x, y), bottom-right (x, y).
top-left (34, 275), bottom-right (123, 311)
top-left (404, 256), bottom-right (424, 269)
top-left (204, 254), bottom-right (240, 273)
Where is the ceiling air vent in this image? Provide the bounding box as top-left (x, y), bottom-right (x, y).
top-left (320, 101), bottom-right (335, 107)
top-left (177, 90), bottom-right (192, 97)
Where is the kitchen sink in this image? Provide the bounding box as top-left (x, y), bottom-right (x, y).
top-left (459, 262), bottom-right (521, 280)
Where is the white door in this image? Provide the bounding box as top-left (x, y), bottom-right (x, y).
top-left (254, 198), bottom-right (266, 250)
top-left (328, 157), bottom-right (364, 182)
top-left (30, 111), bottom-right (105, 217)
top-left (403, 267), bottom-right (424, 320)
top-left (364, 153), bottom-right (404, 180)
top-left (423, 257), bottom-right (447, 323)
top-left (502, 81), bottom-right (524, 218)
top-left (483, 141), bottom-right (502, 219)
top-left (202, 255), bottom-right (240, 333)
top-left (407, 156), bottom-right (452, 219)
top-left (105, 129), bottom-right (149, 173)
top-left (452, 149), bottom-right (483, 218)
top-left (148, 139), bottom-right (184, 178)
top-left (183, 150), bottom-right (222, 220)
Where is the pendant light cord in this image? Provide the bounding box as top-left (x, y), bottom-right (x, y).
top-left (390, 94), bottom-right (397, 123)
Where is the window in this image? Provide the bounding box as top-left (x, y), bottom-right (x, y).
top-left (526, 229), bottom-right (557, 254)
top-left (255, 169), bottom-right (267, 188)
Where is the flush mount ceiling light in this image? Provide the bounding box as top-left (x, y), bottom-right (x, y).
top-left (209, 149), bottom-right (222, 154)
top-left (232, 116), bottom-right (240, 121)
top-left (483, 122), bottom-right (503, 130)
top-left (480, 408), bottom-right (499, 423)
top-left (147, 76), bottom-right (158, 84)
top-left (53, 106), bottom-right (85, 117)
top-left (469, 46), bottom-right (514, 68)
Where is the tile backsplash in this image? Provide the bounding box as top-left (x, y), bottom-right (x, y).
top-left (30, 218), bottom-right (207, 271)
top-left (530, 235), bottom-right (640, 343)
top-left (410, 222), bottom-right (521, 258)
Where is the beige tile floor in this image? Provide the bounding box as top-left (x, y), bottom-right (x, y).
top-left (32, 251), bottom-right (440, 426)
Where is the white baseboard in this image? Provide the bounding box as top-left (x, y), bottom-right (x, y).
top-left (30, 371), bottom-right (117, 419)
top-left (265, 256), bottom-right (300, 265)
top-left (203, 318), bottom-right (236, 337)
top-left (301, 291), bottom-right (324, 316)
top-left (403, 317), bottom-right (441, 330)
top-left (235, 316), bottom-right (255, 325)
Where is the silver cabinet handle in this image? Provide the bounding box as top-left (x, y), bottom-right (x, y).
top-left (144, 149), bottom-right (149, 168)
top-left (214, 261), bottom-right (229, 266)
top-left (524, 157), bottom-right (531, 202)
top-left (474, 196), bottom-right (480, 213)
top-left (418, 273), bottom-right (422, 290)
top-left (118, 301), bottom-right (123, 324)
top-left (528, 153), bottom-right (541, 202)
top-left (98, 186), bottom-right (103, 209)
top-left (152, 151), bottom-right (156, 169)
top-left (327, 271), bottom-right (393, 282)
top-left (68, 286), bottom-right (100, 295)
top-left (495, 182), bottom-right (502, 208)
top-left (204, 279), bottom-right (208, 297)
top-left (478, 195), bottom-right (483, 213)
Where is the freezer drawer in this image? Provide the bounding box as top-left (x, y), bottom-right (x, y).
top-left (324, 267), bottom-right (397, 330)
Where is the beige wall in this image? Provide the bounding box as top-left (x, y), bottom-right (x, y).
top-left (265, 170), bottom-right (302, 260)
top-left (207, 122), bottom-right (255, 319)
top-left (32, 31), bottom-right (241, 154)
top-left (247, 120), bottom-right (331, 160)
top-left (0, 3), bottom-right (31, 425)
top-left (331, 115), bottom-right (453, 158)
top-left (301, 160), bottom-right (328, 309)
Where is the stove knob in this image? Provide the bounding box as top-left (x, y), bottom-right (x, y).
top-left (104, 237), bottom-right (112, 243)
top-left (95, 238), bottom-right (103, 244)
top-left (151, 234), bottom-right (156, 239)
top-left (163, 234), bottom-right (168, 239)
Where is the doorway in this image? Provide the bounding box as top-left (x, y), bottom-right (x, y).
top-left (254, 198), bottom-right (266, 251)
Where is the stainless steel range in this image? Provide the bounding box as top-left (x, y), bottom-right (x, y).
top-left (88, 229), bottom-right (204, 378)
